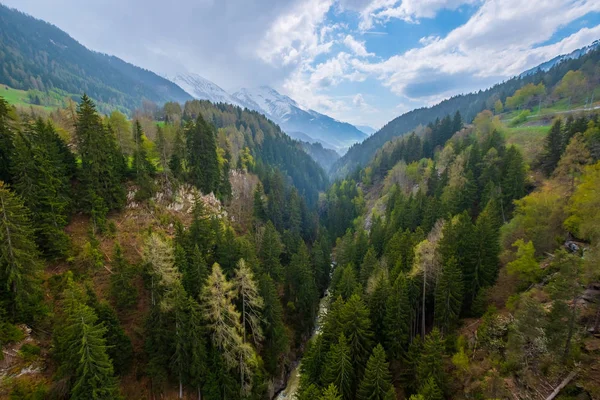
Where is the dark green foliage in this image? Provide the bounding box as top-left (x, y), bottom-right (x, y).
top-left (56, 296), bottom-right (120, 400)
top-left (0, 5), bottom-right (191, 112)
top-left (286, 242), bottom-right (319, 335)
top-left (259, 222), bottom-right (283, 281)
top-left (109, 244), bottom-right (138, 310)
top-left (540, 119), bottom-right (564, 175)
top-left (360, 247), bottom-right (378, 285)
top-left (259, 273), bottom-right (288, 376)
top-left (131, 120), bottom-right (156, 201)
top-left (252, 182), bottom-right (267, 223)
top-left (384, 274), bottom-right (411, 359)
top-left (357, 344), bottom-right (392, 400)
top-left (11, 119), bottom-right (71, 257)
top-left (185, 115), bottom-right (220, 195)
top-left (301, 335), bottom-right (327, 387)
top-left (434, 257), bottom-right (463, 334)
top-left (0, 97), bottom-right (14, 184)
top-left (92, 301), bottom-right (133, 377)
top-left (0, 182), bottom-right (43, 321)
top-left (417, 377), bottom-right (443, 400)
top-left (416, 328), bottom-right (445, 393)
top-left (368, 275), bottom-right (389, 346)
top-left (75, 95), bottom-right (125, 212)
top-left (341, 294), bottom-right (374, 377)
top-left (323, 334), bottom-right (354, 400)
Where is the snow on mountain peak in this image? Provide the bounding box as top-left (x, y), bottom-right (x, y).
top-left (171, 73), bottom-right (244, 107)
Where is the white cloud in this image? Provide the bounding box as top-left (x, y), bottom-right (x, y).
top-left (257, 0), bottom-right (334, 66)
top-left (353, 93), bottom-right (366, 106)
top-left (343, 34), bottom-right (375, 57)
top-left (352, 0), bottom-right (600, 99)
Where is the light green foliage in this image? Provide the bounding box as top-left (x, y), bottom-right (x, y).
top-left (506, 239), bottom-right (539, 286)
top-left (505, 83), bottom-right (545, 109)
top-left (554, 70), bottom-right (587, 101)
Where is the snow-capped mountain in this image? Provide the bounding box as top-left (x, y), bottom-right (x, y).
top-left (520, 40), bottom-right (600, 77)
top-left (170, 73), bottom-right (244, 107)
top-left (232, 86), bottom-right (367, 152)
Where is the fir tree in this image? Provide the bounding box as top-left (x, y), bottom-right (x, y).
top-left (258, 273), bottom-right (288, 376)
top-left (253, 182), bottom-right (267, 223)
top-left (259, 222), bottom-right (283, 281)
top-left (434, 257), bottom-right (463, 334)
top-left (109, 243), bottom-right (138, 310)
top-left (341, 294), bottom-right (374, 377)
top-left (186, 114), bottom-right (220, 194)
top-left (234, 259), bottom-right (264, 345)
top-left (540, 118), bottom-right (564, 175)
top-left (0, 97), bottom-right (14, 184)
top-left (321, 384), bottom-right (342, 400)
top-left (0, 182), bottom-right (43, 320)
top-left (323, 334), bottom-right (354, 400)
top-left (384, 274), bottom-right (411, 359)
top-left (357, 344), bottom-right (393, 400)
top-left (416, 328), bottom-right (445, 393)
top-left (286, 242), bottom-right (319, 334)
top-left (11, 120), bottom-right (71, 257)
top-left (131, 120), bottom-right (156, 200)
top-left (417, 377), bottom-right (443, 400)
top-left (75, 95), bottom-right (125, 212)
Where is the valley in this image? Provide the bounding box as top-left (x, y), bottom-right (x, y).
top-left (1, 2), bottom-right (600, 400)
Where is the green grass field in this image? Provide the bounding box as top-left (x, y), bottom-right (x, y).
top-left (503, 125), bottom-right (551, 163)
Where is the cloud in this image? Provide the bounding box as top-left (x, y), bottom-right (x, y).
top-left (353, 93), bottom-right (366, 106)
top-left (352, 0), bottom-right (600, 99)
top-left (343, 34), bottom-right (375, 57)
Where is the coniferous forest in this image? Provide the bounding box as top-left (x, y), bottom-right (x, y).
top-left (2, 5), bottom-right (600, 400)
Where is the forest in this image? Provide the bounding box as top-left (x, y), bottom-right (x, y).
top-left (1, 25), bottom-right (600, 400)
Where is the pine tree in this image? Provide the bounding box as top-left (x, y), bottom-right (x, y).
top-left (417, 377), bottom-right (443, 400)
top-left (500, 146), bottom-right (525, 214)
top-left (357, 344), bottom-right (393, 400)
top-left (219, 145), bottom-right (233, 200)
top-left (301, 335), bottom-right (327, 386)
top-left (169, 128), bottom-right (185, 179)
top-left (360, 247), bottom-right (379, 285)
top-left (323, 334), bottom-right (354, 400)
top-left (0, 182), bottom-right (43, 320)
top-left (434, 257), bottom-right (463, 334)
top-left (253, 182), bottom-right (267, 223)
top-left (75, 95), bottom-right (125, 212)
top-left (234, 259), bottom-right (264, 345)
top-left (186, 297), bottom-right (207, 400)
top-left (186, 114), bottom-right (220, 194)
top-left (368, 273), bottom-right (389, 346)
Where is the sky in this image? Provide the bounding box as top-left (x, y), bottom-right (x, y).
top-left (4, 0), bottom-right (600, 129)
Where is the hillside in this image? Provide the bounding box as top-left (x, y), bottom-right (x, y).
top-left (0, 5), bottom-right (192, 113)
top-left (331, 42), bottom-right (600, 178)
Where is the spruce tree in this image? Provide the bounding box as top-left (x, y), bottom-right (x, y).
top-left (259, 221), bottom-right (283, 281)
top-left (75, 95), bottom-right (125, 212)
top-left (341, 294), bottom-right (374, 377)
top-left (321, 384), bottom-right (342, 400)
top-left (0, 182), bottom-right (43, 320)
top-left (61, 298), bottom-right (120, 399)
top-left (434, 257), bottom-right (463, 334)
top-left (286, 242), bottom-right (319, 334)
top-left (357, 344), bottom-right (393, 400)
top-left (258, 273), bottom-right (288, 376)
top-left (416, 328), bottom-right (445, 393)
top-left (417, 377), bottom-right (443, 400)
top-left (384, 274), bottom-right (411, 359)
top-left (540, 118), bottom-right (564, 175)
top-left (109, 243), bottom-right (138, 310)
top-left (253, 182), bottom-right (267, 223)
top-left (11, 120), bottom-right (71, 257)
top-left (323, 333), bottom-right (354, 400)
top-left (360, 247), bottom-right (379, 285)
top-left (186, 114), bottom-right (220, 194)
top-left (0, 97), bottom-right (14, 184)
top-left (234, 259), bottom-right (264, 345)
top-left (131, 120), bottom-right (156, 200)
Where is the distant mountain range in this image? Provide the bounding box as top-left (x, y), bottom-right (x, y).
top-left (171, 73), bottom-right (370, 153)
top-left (520, 40), bottom-right (600, 77)
top-left (0, 4), bottom-right (191, 112)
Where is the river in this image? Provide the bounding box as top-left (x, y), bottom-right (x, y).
top-left (275, 284), bottom-right (332, 399)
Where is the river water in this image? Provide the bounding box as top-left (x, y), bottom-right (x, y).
top-left (275, 287), bottom-right (331, 399)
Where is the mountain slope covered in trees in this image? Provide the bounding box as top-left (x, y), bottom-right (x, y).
top-left (0, 4), bottom-right (192, 113)
top-left (332, 43), bottom-right (600, 177)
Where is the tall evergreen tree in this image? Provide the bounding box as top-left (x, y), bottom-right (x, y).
top-left (109, 243), bottom-right (138, 310)
top-left (259, 222), bottom-right (283, 281)
top-left (11, 120), bottom-right (71, 257)
top-left (234, 259), bottom-right (264, 345)
top-left (258, 273), bottom-right (288, 376)
top-left (341, 294), bottom-right (374, 377)
top-left (434, 257), bottom-right (463, 334)
top-left (384, 274), bottom-right (411, 359)
top-left (357, 344), bottom-right (393, 400)
top-left (131, 120), bottom-right (156, 200)
top-left (321, 384), bottom-right (342, 400)
top-left (416, 328), bottom-right (445, 393)
top-left (0, 182), bottom-right (43, 320)
top-left (323, 334), bottom-right (354, 400)
top-left (75, 95), bottom-right (125, 212)
top-left (186, 115), bottom-right (220, 194)
top-left (286, 242), bottom-right (319, 334)
top-left (540, 118), bottom-right (564, 175)
top-left (0, 97), bottom-right (14, 185)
